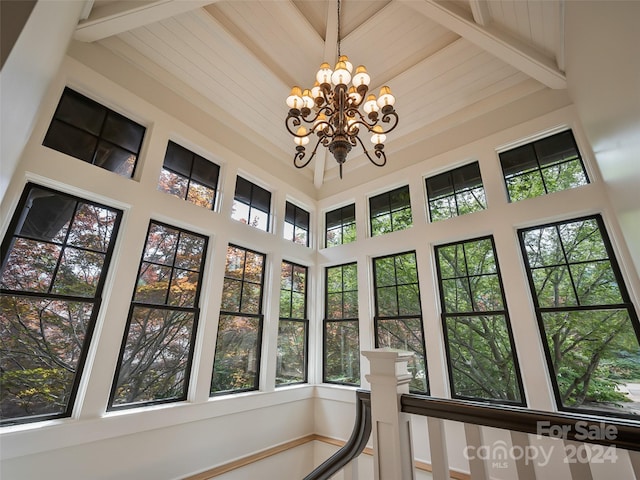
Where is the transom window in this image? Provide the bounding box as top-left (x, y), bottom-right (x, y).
top-left (276, 261), bottom-right (308, 385)
top-left (231, 176), bottom-right (271, 232)
top-left (324, 263), bottom-right (360, 385)
top-left (0, 183), bottom-right (122, 425)
top-left (372, 251), bottom-right (427, 393)
top-left (325, 204), bottom-right (356, 247)
top-left (43, 87), bottom-right (145, 178)
top-left (435, 236), bottom-right (524, 404)
top-left (519, 215), bottom-right (640, 417)
top-left (158, 141), bottom-right (220, 210)
top-left (211, 245), bottom-right (266, 394)
top-left (284, 201), bottom-right (310, 247)
top-left (426, 162), bottom-right (486, 221)
top-left (499, 129), bottom-right (589, 202)
top-left (109, 221), bottom-right (207, 409)
top-left (369, 185), bottom-right (412, 236)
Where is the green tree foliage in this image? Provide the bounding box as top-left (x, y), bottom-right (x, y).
top-left (374, 252), bottom-right (428, 393)
top-left (437, 238), bottom-right (523, 403)
top-left (521, 218), bottom-right (640, 413)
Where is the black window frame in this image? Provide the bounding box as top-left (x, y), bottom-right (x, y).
top-left (325, 203), bottom-right (356, 247)
top-left (499, 129), bottom-right (589, 202)
top-left (434, 235), bottom-right (526, 406)
top-left (372, 250), bottom-right (428, 393)
top-left (369, 185), bottom-right (413, 236)
top-left (284, 201), bottom-right (310, 247)
top-left (210, 244), bottom-right (266, 395)
top-left (0, 182), bottom-right (123, 425)
top-left (108, 220), bottom-right (208, 410)
top-left (323, 262), bottom-right (360, 386)
top-left (231, 176), bottom-right (271, 232)
top-left (158, 140), bottom-right (220, 210)
top-left (276, 260), bottom-right (309, 386)
top-left (43, 87), bottom-right (145, 178)
top-left (518, 214), bottom-right (640, 419)
top-left (426, 161), bottom-right (486, 221)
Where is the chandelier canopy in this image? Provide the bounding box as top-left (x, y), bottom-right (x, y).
top-left (284, 1), bottom-right (399, 179)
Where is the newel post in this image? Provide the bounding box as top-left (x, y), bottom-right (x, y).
top-left (363, 348), bottom-right (415, 480)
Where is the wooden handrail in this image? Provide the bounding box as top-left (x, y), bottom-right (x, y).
top-left (401, 393), bottom-right (640, 452)
top-left (303, 390), bottom-right (372, 480)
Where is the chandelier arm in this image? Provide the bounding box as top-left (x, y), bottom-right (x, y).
top-left (355, 135), bottom-right (387, 167)
top-left (379, 109), bottom-right (400, 134)
top-left (285, 112), bottom-right (302, 137)
top-left (293, 136), bottom-right (324, 169)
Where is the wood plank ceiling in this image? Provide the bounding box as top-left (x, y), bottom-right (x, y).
top-left (74, 0), bottom-right (565, 189)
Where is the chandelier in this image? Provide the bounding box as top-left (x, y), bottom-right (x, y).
top-left (284, 0), bottom-right (399, 178)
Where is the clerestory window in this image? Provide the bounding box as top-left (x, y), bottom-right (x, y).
top-left (426, 162), bottom-right (486, 221)
top-left (231, 176), bottom-right (271, 232)
top-left (284, 201), bottom-right (310, 247)
top-left (499, 130), bottom-right (589, 202)
top-left (325, 204), bottom-right (356, 247)
top-left (158, 141), bottom-right (220, 210)
top-left (43, 87), bottom-right (145, 178)
top-left (369, 185), bottom-right (412, 236)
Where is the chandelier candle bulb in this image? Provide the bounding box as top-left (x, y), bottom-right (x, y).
top-left (352, 66), bottom-right (370, 87)
top-left (331, 61), bottom-right (351, 86)
top-left (295, 126), bottom-right (309, 146)
top-left (316, 63), bottom-right (333, 85)
top-left (377, 86), bottom-right (395, 107)
top-left (286, 86), bottom-right (303, 109)
top-left (363, 95), bottom-right (379, 114)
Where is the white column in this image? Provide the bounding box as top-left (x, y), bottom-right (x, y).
top-left (363, 348), bottom-right (415, 480)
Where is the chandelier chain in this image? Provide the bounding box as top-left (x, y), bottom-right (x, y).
top-left (337, 0), bottom-right (341, 57)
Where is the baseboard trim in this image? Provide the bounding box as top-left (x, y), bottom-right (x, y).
top-left (183, 433), bottom-right (470, 480)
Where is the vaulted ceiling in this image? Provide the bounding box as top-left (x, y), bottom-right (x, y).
top-left (73, 0), bottom-right (567, 189)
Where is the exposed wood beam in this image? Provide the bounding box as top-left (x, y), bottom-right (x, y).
top-left (314, 0), bottom-right (339, 189)
top-left (400, 0), bottom-right (566, 89)
top-left (469, 0), bottom-right (491, 27)
top-left (74, 0), bottom-right (217, 42)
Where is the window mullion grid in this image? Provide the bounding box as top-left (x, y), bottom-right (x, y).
top-left (161, 230), bottom-right (181, 305)
top-left (47, 200), bottom-right (81, 294)
top-left (184, 153), bottom-right (196, 201)
top-left (555, 224), bottom-right (583, 307)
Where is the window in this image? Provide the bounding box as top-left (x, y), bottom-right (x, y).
top-left (519, 215), bottom-right (640, 417)
top-left (0, 183), bottom-right (122, 424)
top-left (435, 237), bottom-right (524, 404)
top-left (231, 176), bottom-right (271, 231)
top-left (326, 204), bottom-right (356, 247)
top-left (372, 251), bottom-right (427, 392)
top-left (499, 130), bottom-right (589, 202)
top-left (43, 87), bottom-right (145, 178)
top-left (276, 261), bottom-right (308, 385)
top-left (426, 162), bottom-right (486, 221)
top-left (109, 222), bottom-right (207, 409)
top-left (324, 263), bottom-right (360, 385)
top-left (211, 245), bottom-right (266, 394)
top-left (284, 201), bottom-right (310, 246)
top-left (158, 141), bottom-right (220, 209)
top-left (369, 185), bottom-right (412, 236)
